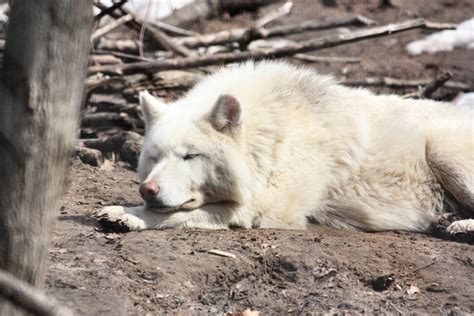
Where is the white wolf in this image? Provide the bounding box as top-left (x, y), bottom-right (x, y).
top-left (97, 61), bottom-right (474, 235)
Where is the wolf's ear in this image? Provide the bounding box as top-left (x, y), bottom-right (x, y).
top-left (139, 90), bottom-right (166, 125)
top-left (209, 94), bottom-right (241, 134)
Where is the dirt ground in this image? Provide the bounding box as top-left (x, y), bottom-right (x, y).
top-left (46, 1), bottom-right (474, 314)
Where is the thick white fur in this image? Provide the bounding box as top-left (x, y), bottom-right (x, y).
top-left (98, 61), bottom-right (474, 233)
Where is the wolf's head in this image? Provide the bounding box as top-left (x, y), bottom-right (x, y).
top-left (137, 91), bottom-right (252, 212)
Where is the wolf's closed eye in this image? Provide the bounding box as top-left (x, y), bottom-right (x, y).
top-left (183, 153), bottom-right (200, 161)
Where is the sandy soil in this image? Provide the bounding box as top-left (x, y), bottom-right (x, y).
top-left (46, 0), bottom-right (474, 314)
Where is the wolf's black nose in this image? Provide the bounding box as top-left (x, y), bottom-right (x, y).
top-left (139, 181), bottom-right (160, 199)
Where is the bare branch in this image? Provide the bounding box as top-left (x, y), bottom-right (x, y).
top-left (294, 53), bottom-right (361, 63)
top-left (91, 13), bottom-right (133, 42)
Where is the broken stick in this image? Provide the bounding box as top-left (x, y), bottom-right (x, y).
top-left (91, 13), bottom-right (133, 43)
top-left (89, 19), bottom-right (428, 76)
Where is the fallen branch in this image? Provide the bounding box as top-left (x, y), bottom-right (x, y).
top-left (344, 76), bottom-right (472, 92)
top-left (94, 50), bottom-right (159, 62)
top-left (139, 20), bottom-right (196, 57)
top-left (97, 38), bottom-right (142, 54)
top-left (176, 15), bottom-right (376, 48)
top-left (255, 1), bottom-right (294, 28)
top-left (207, 249), bottom-right (237, 259)
top-left (89, 54), bottom-right (122, 65)
top-left (0, 269), bottom-right (72, 316)
top-left (294, 53), bottom-right (361, 63)
top-left (89, 19), bottom-right (428, 75)
top-left (424, 21), bottom-right (457, 30)
top-left (418, 71), bottom-right (453, 98)
top-left (153, 21), bottom-right (199, 37)
top-left (91, 13), bottom-right (133, 43)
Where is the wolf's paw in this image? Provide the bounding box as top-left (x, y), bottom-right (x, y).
top-left (96, 206), bottom-right (146, 232)
top-left (447, 219), bottom-right (474, 235)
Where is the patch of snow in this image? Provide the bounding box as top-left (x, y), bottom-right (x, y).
top-left (452, 92), bottom-right (474, 109)
top-left (406, 18), bottom-right (474, 55)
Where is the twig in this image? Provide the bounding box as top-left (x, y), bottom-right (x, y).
top-left (294, 53), bottom-right (361, 63)
top-left (207, 249), bottom-right (236, 259)
top-left (176, 15), bottom-right (376, 48)
top-left (92, 13), bottom-right (133, 43)
top-left (255, 1), bottom-right (294, 28)
top-left (94, 0), bottom-right (127, 21)
top-left (419, 71), bottom-right (453, 98)
top-left (94, 49), bottom-right (157, 62)
top-left (90, 54), bottom-right (122, 65)
top-left (401, 258), bottom-right (439, 277)
top-left (0, 270), bottom-right (72, 316)
top-left (141, 22), bottom-right (196, 57)
top-left (344, 76), bottom-right (472, 92)
top-left (97, 38), bottom-right (142, 54)
top-left (119, 6), bottom-right (196, 57)
top-left (89, 19), bottom-right (428, 75)
top-left (424, 21), bottom-right (457, 30)
top-left (153, 21), bottom-right (199, 37)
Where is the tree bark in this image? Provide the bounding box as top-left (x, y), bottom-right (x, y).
top-left (0, 0), bottom-right (92, 314)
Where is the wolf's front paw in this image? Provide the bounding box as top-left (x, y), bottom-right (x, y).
top-left (96, 206), bottom-right (146, 232)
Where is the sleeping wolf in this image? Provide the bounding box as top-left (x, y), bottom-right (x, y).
top-left (97, 61), bottom-right (474, 235)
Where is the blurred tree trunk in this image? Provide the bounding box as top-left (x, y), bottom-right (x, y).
top-left (0, 0), bottom-right (92, 314)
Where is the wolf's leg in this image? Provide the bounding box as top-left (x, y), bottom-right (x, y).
top-left (426, 133), bottom-right (474, 236)
top-left (96, 203), bottom-right (252, 231)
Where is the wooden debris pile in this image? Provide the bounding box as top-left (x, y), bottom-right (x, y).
top-left (80, 0), bottom-right (473, 167)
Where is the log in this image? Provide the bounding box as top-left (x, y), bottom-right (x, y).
top-left (0, 0), bottom-right (92, 314)
top-left (176, 15), bottom-right (376, 48)
top-left (89, 19), bottom-right (428, 75)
